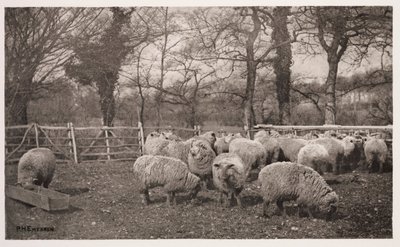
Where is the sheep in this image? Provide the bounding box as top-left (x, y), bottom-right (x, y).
top-left (364, 137), bottom-right (388, 173)
top-left (198, 131), bottom-right (217, 149)
top-left (259, 162), bottom-right (339, 220)
top-left (188, 138), bottom-right (216, 186)
top-left (229, 138), bottom-right (267, 179)
top-left (212, 153), bottom-right (246, 207)
top-left (254, 131), bottom-right (280, 165)
top-left (276, 138), bottom-right (308, 162)
top-left (309, 137), bottom-right (344, 175)
top-left (17, 148), bottom-right (56, 190)
top-left (214, 133), bottom-right (243, 155)
top-left (132, 155), bottom-right (201, 206)
top-left (341, 136), bottom-right (363, 171)
top-left (297, 144), bottom-right (330, 175)
top-left (143, 132), bottom-right (169, 155)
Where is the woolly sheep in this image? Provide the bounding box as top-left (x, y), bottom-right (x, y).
top-left (132, 155), bottom-right (201, 206)
top-left (341, 136), bottom-right (363, 171)
top-left (197, 131), bottom-right (217, 149)
top-left (297, 144), bottom-right (330, 174)
top-left (259, 162), bottom-right (339, 220)
top-left (364, 137), bottom-right (388, 173)
top-left (212, 153), bottom-right (246, 207)
top-left (309, 137), bottom-right (344, 175)
top-left (17, 148), bottom-right (56, 190)
top-left (254, 131), bottom-right (280, 165)
top-left (229, 138), bottom-right (267, 179)
top-left (276, 138), bottom-right (308, 162)
top-left (188, 138), bottom-right (216, 181)
top-left (214, 133), bottom-right (243, 155)
top-left (143, 132), bottom-right (169, 155)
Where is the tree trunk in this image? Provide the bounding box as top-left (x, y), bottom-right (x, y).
top-left (7, 95), bottom-right (29, 126)
top-left (99, 73), bottom-right (116, 127)
top-left (272, 7), bottom-right (292, 125)
top-left (244, 59), bottom-right (257, 128)
top-left (324, 56), bottom-right (339, 124)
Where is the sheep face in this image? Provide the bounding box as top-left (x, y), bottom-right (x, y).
top-left (17, 165), bottom-right (39, 190)
top-left (318, 192), bottom-right (339, 220)
top-left (190, 140), bottom-right (210, 160)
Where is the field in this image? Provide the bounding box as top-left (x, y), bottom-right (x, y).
top-left (5, 161), bottom-right (392, 239)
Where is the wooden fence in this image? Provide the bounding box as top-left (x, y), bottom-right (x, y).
top-left (5, 123), bottom-right (144, 164)
top-left (5, 123), bottom-right (393, 165)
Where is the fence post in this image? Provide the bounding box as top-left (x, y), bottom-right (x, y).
top-left (34, 123), bottom-right (40, 148)
top-left (104, 127), bottom-right (111, 160)
top-left (69, 122), bottom-right (78, 164)
top-left (244, 125), bottom-right (250, 139)
top-left (197, 125), bottom-right (202, 135)
top-left (138, 122), bottom-right (145, 155)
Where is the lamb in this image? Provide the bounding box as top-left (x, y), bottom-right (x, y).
top-left (259, 162), bottom-right (339, 220)
top-left (17, 148), bottom-right (56, 190)
top-left (309, 137), bottom-right (344, 175)
top-left (198, 131), bottom-right (217, 149)
top-left (132, 155), bottom-right (201, 206)
top-left (297, 144), bottom-right (330, 174)
top-left (276, 138), bottom-right (308, 162)
top-left (254, 131), bottom-right (280, 165)
top-left (229, 138), bottom-right (267, 179)
top-left (364, 137), bottom-right (388, 173)
top-left (212, 153), bottom-right (246, 207)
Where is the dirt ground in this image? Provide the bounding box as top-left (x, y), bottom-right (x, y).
top-left (5, 161), bottom-right (392, 239)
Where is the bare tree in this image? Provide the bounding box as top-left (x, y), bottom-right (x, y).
top-left (297, 6), bottom-right (392, 124)
top-left (5, 7), bottom-right (98, 125)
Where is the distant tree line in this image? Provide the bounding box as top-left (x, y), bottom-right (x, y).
top-left (5, 7), bottom-right (392, 128)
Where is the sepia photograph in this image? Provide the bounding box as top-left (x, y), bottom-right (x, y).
top-left (1, 0), bottom-right (396, 243)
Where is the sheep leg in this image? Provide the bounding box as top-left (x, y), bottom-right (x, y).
top-left (225, 193), bottom-right (233, 208)
top-left (140, 189), bottom-right (150, 206)
top-left (166, 192), bottom-right (174, 207)
top-left (306, 207), bottom-right (314, 219)
top-left (235, 192), bottom-right (243, 208)
top-left (172, 192), bottom-right (177, 206)
top-left (262, 200), bottom-right (270, 217)
top-left (218, 192), bottom-right (224, 205)
top-left (276, 200), bottom-right (286, 217)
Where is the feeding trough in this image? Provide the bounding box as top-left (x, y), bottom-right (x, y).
top-left (5, 184), bottom-right (70, 211)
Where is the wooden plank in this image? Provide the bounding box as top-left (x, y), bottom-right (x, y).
top-left (76, 136), bottom-right (138, 140)
top-left (6, 125), bottom-right (35, 160)
top-left (74, 126), bottom-right (139, 131)
top-left (5, 185), bottom-right (70, 211)
top-left (254, 124), bottom-right (393, 131)
top-left (104, 129), bottom-right (111, 160)
top-left (39, 126), bottom-right (70, 130)
top-left (70, 123), bottom-right (79, 164)
top-left (138, 122), bottom-right (145, 155)
top-left (80, 150), bottom-right (140, 157)
top-left (34, 124), bottom-right (40, 148)
top-left (78, 144), bottom-right (140, 149)
top-left (80, 157), bottom-right (138, 163)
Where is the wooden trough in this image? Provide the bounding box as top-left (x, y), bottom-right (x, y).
top-left (5, 185), bottom-right (70, 211)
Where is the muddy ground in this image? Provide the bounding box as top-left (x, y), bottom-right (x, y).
top-left (5, 161), bottom-right (392, 239)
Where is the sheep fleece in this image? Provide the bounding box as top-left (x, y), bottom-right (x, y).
top-left (259, 162), bottom-right (338, 214)
top-left (188, 139), bottom-right (216, 177)
top-left (132, 155), bottom-right (200, 193)
top-left (212, 153), bottom-right (246, 193)
top-left (297, 143), bottom-right (329, 174)
top-left (229, 138), bottom-right (267, 177)
top-left (364, 138), bottom-right (388, 172)
top-left (18, 148), bottom-right (56, 188)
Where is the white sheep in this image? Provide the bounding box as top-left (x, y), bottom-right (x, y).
top-left (214, 133), bottom-right (243, 155)
top-left (309, 137), bottom-right (344, 175)
top-left (259, 162), bottom-right (339, 220)
top-left (212, 153), bottom-right (246, 207)
top-left (297, 143), bottom-right (330, 174)
top-left (254, 131), bottom-right (280, 165)
top-left (17, 148), bottom-right (56, 190)
top-left (188, 138), bottom-right (216, 187)
top-left (276, 138), bottom-right (308, 162)
top-left (229, 137), bottom-right (267, 179)
top-left (364, 137), bottom-right (388, 173)
top-left (143, 132), bottom-right (169, 155)
top-left (132, 155), bottom-right (201, 206)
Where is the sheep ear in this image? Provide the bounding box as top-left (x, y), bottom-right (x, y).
top-left (213, 163), bottom-right (220, 168)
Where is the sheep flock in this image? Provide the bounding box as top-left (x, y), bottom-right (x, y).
top-left (133, 128), bottom-right (390, 220)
